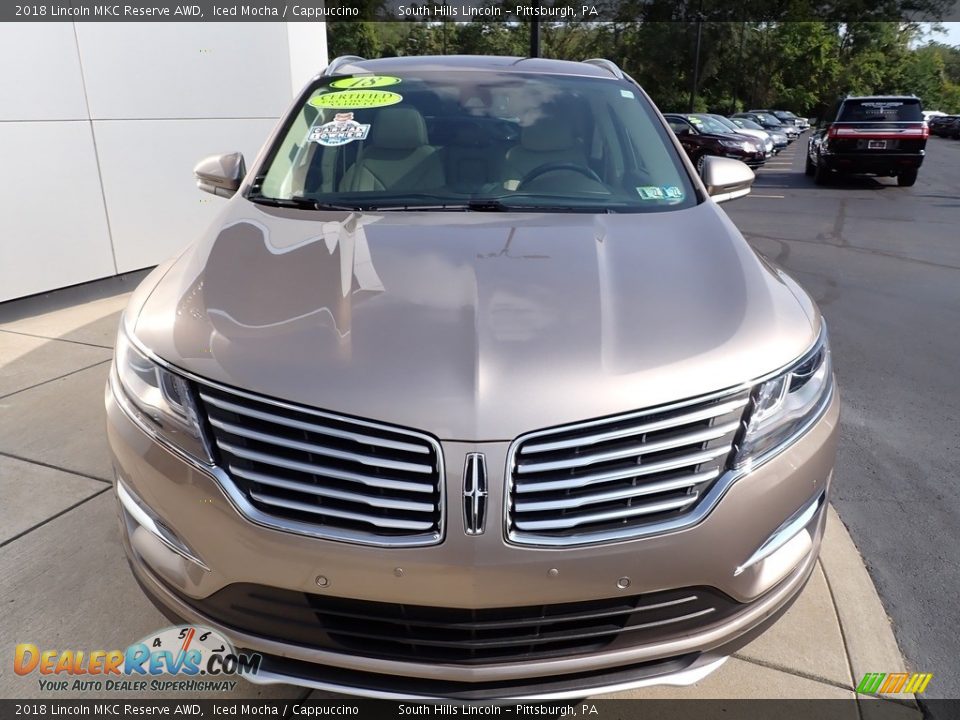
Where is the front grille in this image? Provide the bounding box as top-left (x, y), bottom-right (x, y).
top-left (508, 389), bottom-right (751, 545)
top-left (184, 583), bottom-right (741, 664)
top-left (197, 385), bottom-right (443, 546)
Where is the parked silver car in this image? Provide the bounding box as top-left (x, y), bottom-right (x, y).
top-left (731, 116), bottom-right (788, 151)
top-left (106, 55), bottom-right (838, 699)
top-left (702, 113), bottom-right (775, 157)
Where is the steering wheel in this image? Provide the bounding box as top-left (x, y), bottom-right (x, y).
top-left (517, 162), bottom-right (603, 189)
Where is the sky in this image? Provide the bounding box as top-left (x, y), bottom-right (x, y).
top-left (923, 22), bottom-right (960, 46)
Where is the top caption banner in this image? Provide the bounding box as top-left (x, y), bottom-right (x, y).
top-left (4, 0), bottom-right (960, 22)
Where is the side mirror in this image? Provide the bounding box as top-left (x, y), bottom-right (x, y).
top-left (675, 126), bottom-right (691, 136)
top-left (194, 152), bottom-right (246, 198)
top-left (701, 155), bottom-right (754, 203)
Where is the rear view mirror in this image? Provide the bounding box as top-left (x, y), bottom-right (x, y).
top-left (194, 152), bottom-right (246, 198)
top-left (701, 155), bottom-right (754, 203)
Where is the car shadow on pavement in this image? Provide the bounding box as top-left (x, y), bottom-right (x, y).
top-left (814, 175), bottom-right (891, 190)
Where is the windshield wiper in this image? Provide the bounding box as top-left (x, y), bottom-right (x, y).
top-left (250, 192), bottom-right (631, 213)
top-left (247, 193), bottom-right (362, 212)
top-left (363, 199), bottom-right (512, 212)
top-left (362, 193), bottom-right (623, 213)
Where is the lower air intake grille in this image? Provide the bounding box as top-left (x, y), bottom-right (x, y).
top-left (508, 389), bottom-right (751, 545)
top-left (183, 583), bottom-right (741, 664)
top-left (197, 385), bottom-right (443, 546)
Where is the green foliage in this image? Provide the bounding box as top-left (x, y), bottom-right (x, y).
top-left (325, 21), bottom-right (960, 114)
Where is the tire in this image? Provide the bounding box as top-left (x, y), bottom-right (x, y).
top-left (897, 169), bottom-right (918, 187)
top-left (695, 154), bottom-right (707, 175)
top-left (805, 153), bottom-right (815, 176)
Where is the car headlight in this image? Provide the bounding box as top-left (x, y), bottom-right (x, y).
top-left (113, 330), bottom-right (212, 464)
top-left (720, 139), bottom-right (750, 150)
top-left (735, 327), bottom-right (833, 467)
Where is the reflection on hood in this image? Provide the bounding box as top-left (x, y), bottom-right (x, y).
top-left (174, 214), bottom-right (384, 360)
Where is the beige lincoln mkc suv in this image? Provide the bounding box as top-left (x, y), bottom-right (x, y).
top-left (106, 55), bottom-right (839, 699)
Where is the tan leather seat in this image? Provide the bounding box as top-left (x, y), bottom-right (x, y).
top-left (504, 118), bottom-right (588, 185)
top-left (339, 108), bottom-right (444, 193)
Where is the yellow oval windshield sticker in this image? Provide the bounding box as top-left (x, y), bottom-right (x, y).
top-left (309, 90), bottom-right (403, 110)
top-left (330, 76), bottom-right (401, 89)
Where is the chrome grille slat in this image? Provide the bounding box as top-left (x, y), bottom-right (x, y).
top-left (230, 466), bottom-right (435, 513)
top-left (508, 389), bottom-right (750, 545)
top-left (218, 443), bottom-right (431, 494)
top-left (197, 385), bottom-right (443, 545)
top-left (516, 420), bottom-right (741, 474)
top-left (514, 469), bottom-right (719, 512)
top-left (249, 491), bottom-right (435, 532)
top-left (513, 495), bottom-right (700, 531)
top-left (209, 416), bottom-right (434, 474)
top-left (514, 448), bottom-right (728, 494)
top-left (200, 392), bottom-right (429, 455)
top-left (520, 397), bottom-right (750, 455)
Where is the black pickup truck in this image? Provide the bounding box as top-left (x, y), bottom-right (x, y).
top-left (806, 95), bottom-right (927, 186)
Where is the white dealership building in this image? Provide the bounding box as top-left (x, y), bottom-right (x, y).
top-left (0, 22), bottom-right (327, 301)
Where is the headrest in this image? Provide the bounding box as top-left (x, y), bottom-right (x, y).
top-left (520, 118), bottom-right (576, 153)
top-left (370, 108), bottom-right (429, 150)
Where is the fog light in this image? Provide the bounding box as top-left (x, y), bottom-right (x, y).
top-left (117, 481), bottom-right (209, 571)
top-left (735, 491), bottom-right (824, 578)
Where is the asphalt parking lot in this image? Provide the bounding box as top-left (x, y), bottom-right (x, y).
top-left (728, 134), bottom-right (960, 710)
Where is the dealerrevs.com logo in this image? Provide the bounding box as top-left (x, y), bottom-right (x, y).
top-left (14, 626), bottom-right (262, 693)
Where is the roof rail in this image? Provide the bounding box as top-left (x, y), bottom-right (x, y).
top-left (324, 55), bottom-right (366, 76)
top-left (582, 58), bottom-right (624, 79)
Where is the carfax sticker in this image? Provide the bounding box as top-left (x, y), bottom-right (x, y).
top-left (636, 186), bottom-right (684, 200)
top-left (330, 75), bottom-right (402, 89)
top-left (308, 112), bottom-right (371, 147)
top-left (309, 90), bottom-right (403, 110)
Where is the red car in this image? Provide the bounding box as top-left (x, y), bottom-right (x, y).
top-left (665, 113), bottom-right (766, 171)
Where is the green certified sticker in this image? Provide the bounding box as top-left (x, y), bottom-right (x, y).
top-left (636, 186), bottom-right (685, 201)
top-left (636, 186), bottom-right (666, 200)
top-left (309, 90), bottom-right (403, 110)
top-left (330, 75), bottom-right (402, 89)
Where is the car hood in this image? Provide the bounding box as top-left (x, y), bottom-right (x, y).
top-left (133, 200), bottom-right (818, 440)
top-left (736, 129), bottom-right (772, 142)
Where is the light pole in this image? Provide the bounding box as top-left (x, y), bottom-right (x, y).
top-left (732, 21), bottom-right (746, 113)
top-left (530, 3), bottom-right (541, 58)
top-left (688, 12), bottom-right (704, 112)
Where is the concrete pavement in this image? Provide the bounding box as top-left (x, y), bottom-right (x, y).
top-left (0, 140), bottom-right (926, 716)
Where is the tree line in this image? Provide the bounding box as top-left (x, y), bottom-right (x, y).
top-left (327, 21), bottom-right (960, 116)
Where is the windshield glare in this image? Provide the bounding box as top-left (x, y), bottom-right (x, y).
top-left (755, 113), bottom-right (783, 126)
top-left (734, 118), bottom-right (764, 131)
top-left (256, 71), bottom-right (696, 212)
top-left (690, 115), bottom-right (735, 135)
top-left (838, 99), bottom-right (922, 122)
top-left (705, 115), bottom-right (740, 133)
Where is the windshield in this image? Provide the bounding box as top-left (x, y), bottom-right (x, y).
top-left (733, 118), bottom-right (764, 131)
top-left (838, 99), bottom-right (922, 122)
top-left (755, 113), bottom-right (783, 127)
top-left (689, 115), bottom-right (735, 135)
top-left (254, 70), bottom-right (696, 212)
top-left (705, 115), bottom-right (740, 133)
top-left (773, 111), bottom-right (795, 121)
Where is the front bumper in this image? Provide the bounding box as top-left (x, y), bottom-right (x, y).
top-left (723, 148), bottom-right (766, 168)
top-left (106, 377), bottom-right (839, 698)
